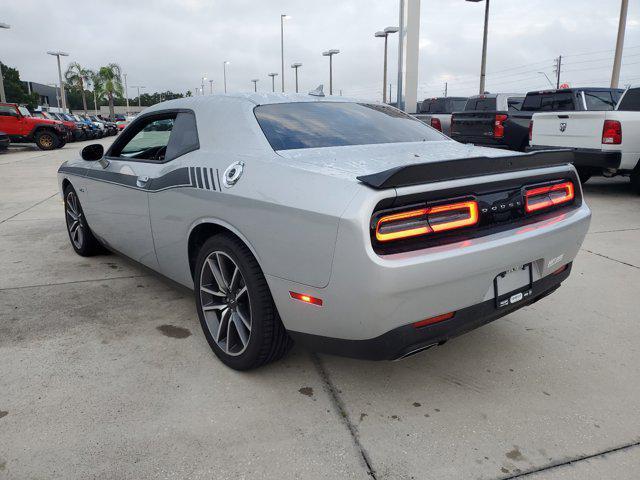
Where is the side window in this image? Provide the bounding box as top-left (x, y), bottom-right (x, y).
top-left (165, 112), bottom-right (199, 161)
top-left (618, 88), bottom-right (640, 111)
top-left (119, 116), bottom-right (175, 160)
top-left (465, 99), bottom-right (478, 111)
top-left (432, 98), bottom-right (446, 113)
top-left (109, 111), bottom-right (199, 162)
top-left (0, 106), bottom-right (18, 117)
top-left (522, 94), bottom-right (542, 111)
top-left (507, 97), bottom-right (524, 111)
top-left (583, 91), bottom-right (616, 111)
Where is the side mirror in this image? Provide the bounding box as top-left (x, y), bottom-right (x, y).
top-left (81, 144), bottom-right (104, 161)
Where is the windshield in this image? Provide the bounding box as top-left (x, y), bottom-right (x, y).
top-left (254, 102), bottom-right (446, 151)
top-left (18, 107), bottom-right (31, 116)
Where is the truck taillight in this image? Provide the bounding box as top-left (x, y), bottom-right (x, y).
top-left (525, 181), bottom-right (575, 213)
top-left (528, 120), bottom-right (533, 142)
top-left (494, 114), bottom-right (508, 138)
top-left (602, 120), bottom-right (621, 144)
top-left (430, 117), bottom-right (442, 132)
top-left (375, 200), bottom-right (479, 242)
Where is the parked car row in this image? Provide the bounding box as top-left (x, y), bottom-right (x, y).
top-left (0, 103), bottom-right (119, 151)
top-left (416, 86), bottom-right (638, 192)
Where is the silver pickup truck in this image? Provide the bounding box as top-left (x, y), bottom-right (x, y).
top-left (414, 97), bottom-right (467, 136)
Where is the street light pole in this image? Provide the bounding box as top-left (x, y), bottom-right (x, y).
top-left (123, 73), bottom-right (130, 112)
top-left (201, 75), bottom-right (206, 96)
top-left (268, 73), bottom-right (278, 92)
top-left (611, 0), bottom-right (629, 88)
top-left (209, 79), bottom-right (214, 94)
top-left (291, 63), bottom-right (302, 93)
top-left (0, 23), bottom-right (10, 103)
top-left (466, 0), bottom-right (490, 94)
top-left (322, 50), bottom-right (340, 95)
top-left (251, 79), bottom-right (259, 92)
top-left (375, 26), bottom-right (399, 103)
top-left (280, 14), bottom-right (291, 92)
top-left (131, 85), bottom-right (145, 107)
top-left (47, 51), bottom-right (70, 111)
top-left (223, 61), bottom-right (230, 93)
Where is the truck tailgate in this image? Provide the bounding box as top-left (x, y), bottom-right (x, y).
top-left (451, 111), bottom-right (495, 138)
top-left (532, 111), bottom-right (605, 149)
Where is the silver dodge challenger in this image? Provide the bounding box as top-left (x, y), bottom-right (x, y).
top-left (58, 92), bottom-right (590, 370)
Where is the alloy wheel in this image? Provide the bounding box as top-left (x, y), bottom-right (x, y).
top-left (199, 251), bottom-right (252, 356)
top-left (65, 191), bottom-right (84, 249)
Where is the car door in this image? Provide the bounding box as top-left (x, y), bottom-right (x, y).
top-left (81, 112), bottom-right (183, 269)
top-left (0, 105), bottom-right (21, 136)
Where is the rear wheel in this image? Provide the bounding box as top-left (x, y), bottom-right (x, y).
top-left (194, 234), bottom-right (293, 370)
top-left (64, 185), bottom-right (103, 256)
top-left (35, 130), bottom-right (59, 150)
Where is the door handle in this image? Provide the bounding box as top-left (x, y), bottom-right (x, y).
top-left (136, 176), bottom-right (150, 188)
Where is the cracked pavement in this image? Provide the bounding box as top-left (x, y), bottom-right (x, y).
top-left (0, 140), bottom-right (639, 479)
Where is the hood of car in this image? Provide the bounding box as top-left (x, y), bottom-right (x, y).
top-left (276, 140), bottom-right (517, 180)
top-left (26, 117), bottom-right (62, 127)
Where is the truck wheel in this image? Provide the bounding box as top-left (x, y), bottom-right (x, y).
top-left (631, 170), bottom-right (640, 195)
top-left (576, 167), bottom-right (592, 184)
top-left (35, 130), bottom-right (59, 150)
top-left (64, 185), bottom-right (103, 256)
top-left (194, 234), bottom-right (293, 370)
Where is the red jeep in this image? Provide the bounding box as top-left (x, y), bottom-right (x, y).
top-left (0, 103), bottom-right (69, 150)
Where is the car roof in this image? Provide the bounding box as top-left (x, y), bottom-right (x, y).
top-left (143, 91), bottom-right (366, 114)
top-left (527, 87), bottom-right (624, 95)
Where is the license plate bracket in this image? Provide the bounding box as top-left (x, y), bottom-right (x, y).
top-left (494, 263), bottom-right (533, 309)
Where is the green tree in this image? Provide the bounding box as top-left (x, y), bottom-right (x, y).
top-left (96, 63), bottom-right (123, 119)
top-left (0, 62), bottom-right (39, 108)
top-left (65, 62), bottom-right (93, 113)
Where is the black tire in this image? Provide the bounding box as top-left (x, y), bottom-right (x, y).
top-left (576, 167), bottom-right (593, 184)
top-left (35, 130), bottom-right (59, 150)
top-left (63, 184), bottom-right (103, 256)
top-left (194, 234), bottom-right (293, 370)
top-left (631, 170), bottom-right (640, 195)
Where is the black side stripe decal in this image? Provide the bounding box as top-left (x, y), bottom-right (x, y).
top-left (59, 165), bottom-right (194, 193)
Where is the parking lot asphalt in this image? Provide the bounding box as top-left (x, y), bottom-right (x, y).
top-left (0, 139), bottom-right (639, 480)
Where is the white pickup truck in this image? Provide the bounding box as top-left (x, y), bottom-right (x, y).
top-left (529, 86), bottom-right (640, 193)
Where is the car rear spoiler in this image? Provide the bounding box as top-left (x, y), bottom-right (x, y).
top-left (356, 150), bottom-right (575, 189)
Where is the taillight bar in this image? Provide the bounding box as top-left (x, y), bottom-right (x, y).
top-left (375, 200), bottom-right (479, 242)
top-left (524, 181), bottom-right (575, 213)
top-left (430, 117), bottom-right (442, 132)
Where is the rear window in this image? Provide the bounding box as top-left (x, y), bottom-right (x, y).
top-left (450, 99), bottom-right (468, 112)
top-left (522, 92), bottom-right (576, 111)
top-left (254, 102), bottom-right (445, 151)
top-left (618, 88), bottom-right (640, 111)
top-left (465, 98), bottom-right (497, 111)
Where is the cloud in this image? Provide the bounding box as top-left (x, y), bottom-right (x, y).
top-left (1, 0), bottom-right (638, 101)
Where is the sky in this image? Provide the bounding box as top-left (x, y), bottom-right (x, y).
top-left (2, 0), bottom-right (640, 102)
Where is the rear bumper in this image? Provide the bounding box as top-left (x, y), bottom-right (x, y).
top-left (290, 265), bottom-right (570, 360)
top-left (527, 146), bottom-right (621, 169)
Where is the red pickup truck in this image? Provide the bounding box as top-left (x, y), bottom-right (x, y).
top-left (0, 103), bottom-right (69, 150)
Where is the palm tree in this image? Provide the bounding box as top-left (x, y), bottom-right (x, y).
top-left (96, 63), bottom-right (123, 119)
top-left (90, 71), bottom-right (106, 114)
top-left (65, 62), bottom-right (93, 113)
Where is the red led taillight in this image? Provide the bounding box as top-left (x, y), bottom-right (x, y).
top-left (494, 114), bottom-right (508, 138)
top-left (430, 117), bottom-right (442, 132)
top-left (602, 119), bottom-right (622, 144)
top-left (525, 181), bottom-right (575, 213)
top-left (375, 200), bottom-right (479, 242)
top-left (528, 120), bottom-right (533, 142)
